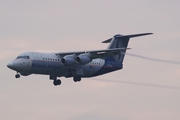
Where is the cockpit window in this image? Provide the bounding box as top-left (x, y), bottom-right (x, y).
top-left (16, 55), bottom-right (30, 59)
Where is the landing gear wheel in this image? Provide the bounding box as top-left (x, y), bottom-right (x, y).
top-left (57, 79), bottom-right (61, 85)
top-left (15, 74), bottom-right (20, 78)
top-left (73, 76), bottom-right (81, 82)
top-left (74, 80), bottom-right (78, 82)
top-left (53, 79), bottom-right (61, 86)
top-left (53, 80), bottom-right (58, 86)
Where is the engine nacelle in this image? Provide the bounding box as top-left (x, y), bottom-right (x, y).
top-left (61, 56), bottom-right (76, 65)
top-left (76, 55), bottom-right (91, 65)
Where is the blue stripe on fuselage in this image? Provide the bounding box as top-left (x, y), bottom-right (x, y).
top-left (31, 60), bottom-right (61, 70)
top-left (30, 60), bottom-right (62, 75)
top-left (29, 59), bottom-right (122, 77)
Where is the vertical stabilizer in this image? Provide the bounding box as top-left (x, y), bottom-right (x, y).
top-left (102, 33), bottom-right (153, 63)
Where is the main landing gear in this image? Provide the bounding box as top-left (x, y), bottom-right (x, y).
top-left (50, 76), bottom-right (61, 86)
top-left (50, 75), bottom-right (82, 86)
top-left (73, 76), bottom-right (81, 82)
top-left (53, 79), bottom-right (61, 86)
top-left (15, 72), bottom-right (20, 78)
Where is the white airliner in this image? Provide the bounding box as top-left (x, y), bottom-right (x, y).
top-left (7, 33), bottom-right (152, 86)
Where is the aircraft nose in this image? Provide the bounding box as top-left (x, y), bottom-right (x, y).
top-left (7, 61), bottom-right (14, 69)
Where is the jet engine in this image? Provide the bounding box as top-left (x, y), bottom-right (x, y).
top-left (61, 55), bottom-right (76, 65)
top-left (76, 55), bottom-right (91, 65)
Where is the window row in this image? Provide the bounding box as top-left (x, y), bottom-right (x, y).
top-left (42, 58), bottom-right (60, 62)
top-left (42, 58), bottom-right (101, 65)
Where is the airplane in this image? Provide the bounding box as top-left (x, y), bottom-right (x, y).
top-left (7, 33), bottom-right (152, 86)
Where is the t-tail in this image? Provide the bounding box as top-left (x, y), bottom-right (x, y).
top-left (102, 33), bottom-right (153, 63)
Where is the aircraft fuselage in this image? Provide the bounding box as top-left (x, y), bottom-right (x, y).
top-left (7, 52), bottom-right (122, 78)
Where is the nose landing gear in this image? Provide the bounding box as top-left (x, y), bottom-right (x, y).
top-left (15, 72), bottom-right (20, 78)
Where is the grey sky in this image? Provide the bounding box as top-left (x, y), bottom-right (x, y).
top-left (1, 0), bottom-right (180, 120)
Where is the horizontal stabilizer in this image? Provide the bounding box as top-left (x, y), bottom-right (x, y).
top-left (102, 33), bottom-right (153, 43)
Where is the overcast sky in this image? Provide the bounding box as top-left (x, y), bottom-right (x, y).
top-left (1, 0), bottom-right (180, 120)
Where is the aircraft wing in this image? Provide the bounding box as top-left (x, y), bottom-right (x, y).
top-left (56, 48), bottom-right (130, 58)
top-left (87, 48), bottom-right (130, 54)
